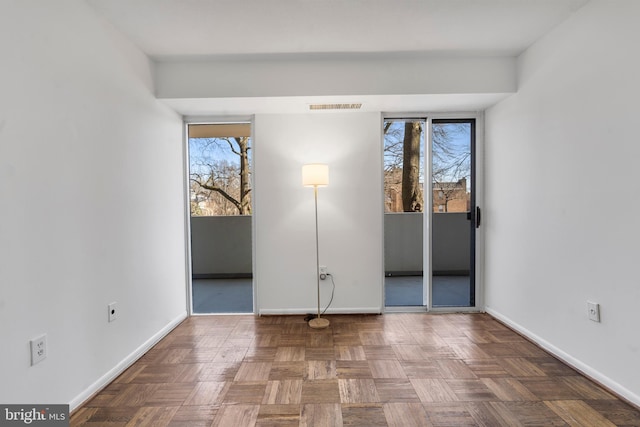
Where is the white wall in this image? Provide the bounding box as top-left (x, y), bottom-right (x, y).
top-left (254, 113), bottom-right (383, 314)
top-left (485, 0), bottom-right (640, 405)
top-left (0, 1), bottom-right (186, 408)
top-left (156, 55), bottom-right (516, 99)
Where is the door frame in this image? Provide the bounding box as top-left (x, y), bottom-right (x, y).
top-left (182, 115), bottom-right (257, 315)
top-left (382, 112), bottom-right (484, 313)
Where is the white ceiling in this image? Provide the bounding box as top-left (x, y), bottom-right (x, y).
top-left (85, 0), bottom-right (589, 114)
top-left (87, 0), bottom-right (588, 58)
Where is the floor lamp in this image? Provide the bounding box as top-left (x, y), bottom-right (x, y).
top-left (302, 164), bottom-right (330, 329)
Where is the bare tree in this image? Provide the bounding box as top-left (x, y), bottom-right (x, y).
top-left (431, 123), bottom-right (470, 212)
top-left (402, 121), bottom-right (424, 212)
top-left (432, 123), bottom-right (470, 183)
top-left (189, 137), bottom-right (251, 215)
top-left (383, 120), bottom-right (469, 213)
top-left (383, 121), bottom-right (409, 212)
top-left (384, 120), bottom-right (424, 212)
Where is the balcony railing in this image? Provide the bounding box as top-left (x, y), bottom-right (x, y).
top-left (191, 213), bottom-right (470, 277)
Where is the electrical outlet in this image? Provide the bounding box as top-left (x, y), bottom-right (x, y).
top-left (319, 265), bottom-right (328, 280)
top-left (108, 302), bottom-right (117, 322)
top-left (587, 301), bottom-right (600, 322)
top-left (30, 334), bottom-right (47, 365)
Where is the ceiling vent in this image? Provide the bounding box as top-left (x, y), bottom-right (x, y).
top-left (309, 103), bottom-right (363, 111)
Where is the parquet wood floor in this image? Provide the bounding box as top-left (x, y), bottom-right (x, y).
top-left (71, 313), bottom-right (640, 426)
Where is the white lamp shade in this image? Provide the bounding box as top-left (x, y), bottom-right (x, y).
top-left (302, 164), bottom-right (329, 187)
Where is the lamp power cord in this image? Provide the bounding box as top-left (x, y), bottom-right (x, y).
top-left (304, 273), bottom-right (336, 321)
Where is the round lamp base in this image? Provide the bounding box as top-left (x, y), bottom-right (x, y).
top-left (308, 317), bottom-right (330, 329)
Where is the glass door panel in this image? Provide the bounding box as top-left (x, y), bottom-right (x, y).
top-left (188, 123), bottom-right (254, 314)
top-left (383, 119), bottom-right (426, 307)
top-left (431, 119), bottom-right (475, 307)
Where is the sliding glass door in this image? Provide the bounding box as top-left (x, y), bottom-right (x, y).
top-left (384, 116), bottom-right (479, 310)
top-left (383, 119), bottom-right (426, 307)
top-left (187, 122), bottom-right (254, 314)
top-left (430, 119), bottom-right (476, 308)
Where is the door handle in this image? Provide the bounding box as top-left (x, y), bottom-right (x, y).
top-left (467, 207), bottom-right (481, 227)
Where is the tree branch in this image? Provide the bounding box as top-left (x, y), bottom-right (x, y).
top-left (191, 179), bottom-right (241, 211)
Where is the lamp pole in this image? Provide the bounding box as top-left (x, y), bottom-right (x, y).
top-left (309, 183), bottom-right (330, 329)
top-left (314, 186), bottom-right (321, 319)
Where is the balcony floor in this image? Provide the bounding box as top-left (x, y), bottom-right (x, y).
top-left (193, 278), bottom-right (253, 314)
top-left (385, 275), bottom-right (471, 307)
top-left (193, 275), bottom-right (472, 314)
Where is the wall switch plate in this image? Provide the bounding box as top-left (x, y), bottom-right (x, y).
top-left (108, 302), bottom-right (117, 322)
top-left (587, 301), bottom-right (600, 322)
top-left (30, 334), bottom-right (47, 365)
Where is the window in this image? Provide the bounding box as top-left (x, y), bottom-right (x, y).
top-left (188, 123), bottom-right (252, 216)
top-left (432, 122), bottom-right (471, 213)
top-left (383, 119), bottom-right (425, 213)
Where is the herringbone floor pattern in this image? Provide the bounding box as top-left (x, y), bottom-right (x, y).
top-left (71, 313), bottom-right (640, 426)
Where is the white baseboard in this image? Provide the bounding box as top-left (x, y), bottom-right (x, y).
top-left (258, 307), bottom-right (382, 316)
top-left (485, 307), bottom-right (640, 408)
top-left (69, 311), bottom-right (188, 411)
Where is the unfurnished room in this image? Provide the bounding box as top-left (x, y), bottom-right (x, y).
top-left (1, 1), bottom-right (639, 426)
